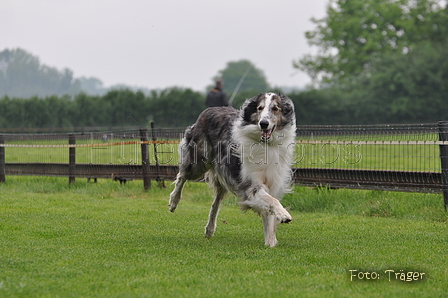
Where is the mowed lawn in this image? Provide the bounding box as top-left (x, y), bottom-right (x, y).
top-left (0, 177), bottom-right (447, 297)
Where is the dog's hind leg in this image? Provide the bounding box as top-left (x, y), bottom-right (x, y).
top-left (205, 182), bottom-right (227, 238)
top-left (169, 173), bottom-right (187, 212)
top-left (170, 134), bottom-right (211, 212)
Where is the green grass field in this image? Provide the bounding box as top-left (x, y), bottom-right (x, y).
top-left (1, 176), bottom-right (447, 297)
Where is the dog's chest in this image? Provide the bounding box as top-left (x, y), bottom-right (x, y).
top-left (239, 141), bottom-right (291, 191)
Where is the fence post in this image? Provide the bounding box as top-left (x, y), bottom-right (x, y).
top-left (69, 134), bottom-right (76, 184)
top-left (0, 134), bottom-right (5, 183)
top-left (151, 122), bottom-right (165, 188)
top-left (140, 128), bottom-right (151, 190)
top-left (438, 121), bottom-right (448, 210)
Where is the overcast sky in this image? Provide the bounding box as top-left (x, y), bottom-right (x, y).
top-left (1, 0), bottom-right (328, 91)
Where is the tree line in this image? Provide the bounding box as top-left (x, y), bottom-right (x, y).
top-left (0, 88), bottom-right (202, 129)
top-left (1, 83), bottom-right (448, 130)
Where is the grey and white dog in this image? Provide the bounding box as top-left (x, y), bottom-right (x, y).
top-left (169, 92), bottom-right (296, 247)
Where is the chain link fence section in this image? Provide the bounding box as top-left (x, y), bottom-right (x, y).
top-left (0, 123), bottom-right (447, 208)
top-left (294, 123), bottom-right (448, 204)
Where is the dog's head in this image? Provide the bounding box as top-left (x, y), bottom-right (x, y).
top-left (240, 92), bottom-right (295, 142)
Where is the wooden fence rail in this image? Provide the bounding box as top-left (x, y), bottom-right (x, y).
top-left (2, 162), bottom-right (443, 193)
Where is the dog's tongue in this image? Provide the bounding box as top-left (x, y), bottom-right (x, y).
top-left (261, 128), bottom-right (274, 140)
top-left (262, 130), bottom-right (271, 139)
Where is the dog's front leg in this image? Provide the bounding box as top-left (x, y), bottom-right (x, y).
top-left (262, 212), bottom-right (279, 247)
top-left (241, 185), bottom-right (292, 247)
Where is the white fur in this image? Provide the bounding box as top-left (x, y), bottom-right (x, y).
top-left (233, 122), bottom-right (296, 199)
top-left (233, 115), bottom-right (295, 247)
top-left (259, 93), bottom-right (273, 125)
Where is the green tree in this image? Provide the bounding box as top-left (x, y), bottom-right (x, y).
top-left (103, 89), bottom-right (148, 126)
top-left (346, 41), bottom-right (448, 124)
top-left (148, 87), bottom-right (204, 127)
top-left (0, 97), bottom-right (24, 127)
top-left (0, 48), bottom-right (82, 98)
top-left (211, 60), bottom-right (270, 104)
top-left (73, 93), bottom-right (110, 127)
top-left (77, 77), bottom-right (107, 96)
top-left (294, 0), bottom-right (448, 84)
top-left (288, 88), bottom-right (351, 125)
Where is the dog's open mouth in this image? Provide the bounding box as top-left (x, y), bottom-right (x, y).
top-left (261, 126), bottom-right (275, 142)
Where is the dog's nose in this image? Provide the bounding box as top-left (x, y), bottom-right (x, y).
top-left (259, 120), bottom-right (269, 130)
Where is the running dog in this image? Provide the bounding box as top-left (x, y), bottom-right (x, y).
top-left (169, 92), bottom-right (296, 247)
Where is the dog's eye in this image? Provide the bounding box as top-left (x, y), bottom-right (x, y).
top-left (272, 106), bottom-right (279, 112)
top-left (257, 106), bottom-right (264, 111)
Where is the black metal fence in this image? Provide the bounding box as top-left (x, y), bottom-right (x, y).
top-left (1, 122), bottom-right (448, 209)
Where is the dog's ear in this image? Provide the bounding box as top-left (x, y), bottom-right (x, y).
top-left (279, 93), bottom-right (294, 118)
top-left (241, 94), bottom-right (261, 124)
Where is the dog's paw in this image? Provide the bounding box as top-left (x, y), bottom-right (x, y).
top-left (276, 209), bottom-right (292, 224)
top-left (168, 198), bottom-right (177, 212)
top-left (204, 223), bottom-right (216, 238)
top-left (169, 193), bottom-right (180, 212)
top-left (265, 236), bottom-right (278, 247)
top-left (281, 216), bottom-right (292, 223)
